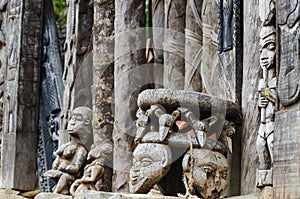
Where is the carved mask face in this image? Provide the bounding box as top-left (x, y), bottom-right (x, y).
top-left (260, 26), bottom-right (276, 70)
top-left (130, 143), bottom-right (171, 193)
top-left (185, 149), bottom-right (228, 198)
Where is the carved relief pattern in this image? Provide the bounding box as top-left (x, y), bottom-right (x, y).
top-left (0, 0), bottom-right (7, 169)
top-left (256, 3), bottom-right (276, 190)
top-left (1, 0), bottom-right (42, 190)
top-left (277, 0), bottom-right (300, 106)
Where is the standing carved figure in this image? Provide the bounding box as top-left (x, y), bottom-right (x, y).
top-left (256, 13), bottom-right (276, 187)
top-left (44, 107), bottom-right (93, 194)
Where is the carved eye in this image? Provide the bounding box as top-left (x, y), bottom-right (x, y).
top-left (166, 121), bottom-right (172, 126)
top-left (266, 43), bottom-right (275, 51)
top-left (222, 172), bottom-right (228, 179)
top-left (201, 166), bottom-right (213, 174)
top-left (138, 121), bottom-right (145, 127)
top-left (141, 158), bottom-right (153, 167)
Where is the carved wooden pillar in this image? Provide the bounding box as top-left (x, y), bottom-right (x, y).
top-left (163, 0), bottom-right (186, 90)
top-left (93, 0), bottom-right (114, 192)
top-left (61, 0), bottom-right (93, 145)
top-left (113, 0), bottom-right (146, 192)
top-left (274, 0), bottom-right (300, 198)
top-left (185, 0), bottom-right (203, 92)
top-left (0, 0), bottom-right (42, 190)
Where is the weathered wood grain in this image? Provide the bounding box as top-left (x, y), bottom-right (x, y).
top-left (113, 0), bottom-right (146, 192)
top-left (93, 0), bottom-right (115, 192)
top-left (241, 0), bottom-right (261, 194)
top-left (0, 0), bottom-right (42, 190)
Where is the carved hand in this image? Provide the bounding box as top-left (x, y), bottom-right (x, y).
top-left (259, 93), bottom-right (269, 108)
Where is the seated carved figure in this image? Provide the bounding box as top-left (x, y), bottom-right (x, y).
top-left (44, 107), bottom-right (93, 195)
top-left (70, 143), bottom-right (113, 194)
top-left (129, 143), bottom-right (172, 193)
top-left (182, 149), bottom-right (228, 199)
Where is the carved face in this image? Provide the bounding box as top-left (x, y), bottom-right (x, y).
top-left (67, 107), bottom-right (92, 142)
top-left (184, 149), bottom-right (228, 198)
top-left (260, 26), bottom-right (276, 70)
top-left (130, 143), bottom-right (171, 193)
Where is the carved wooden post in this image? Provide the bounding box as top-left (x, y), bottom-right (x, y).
top-left (93, 0), bottom-right (114, 191)
top-left (113, 0), bottom-right (146, 192)
top-left (240, 0), bottom-right (261, 194)
top-left (0, 0), bottom-right (42, 190)
top-left (274, 0), bottom-right (300, 198)
top-left (163, 0), bottom-right (186, 89)
top-left (184, 0), bottom-right (202, 92)
top-left (152, 0), bottom-right (164, 87)
top-left (61, 0), bottom-right (93, 145)
top-left (255, 5), bottom-right (276, 198)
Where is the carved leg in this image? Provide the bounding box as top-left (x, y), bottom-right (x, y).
top-left (54, 173), bottom-right (73, 194)
top-left (267, 132), bottom-right (274, 166)
top-left (256, 135), bottom-right (268, 170)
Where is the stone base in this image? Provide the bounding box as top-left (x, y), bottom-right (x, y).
top-left (259, 186), bottom-right (273, 199)
top-left (34, 191), bottom-right (260, 199)
top-left (256, 169), bottom-right (272, 187)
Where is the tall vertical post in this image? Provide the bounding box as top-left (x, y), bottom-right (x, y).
top-left (274, 0), bottom-right (300, 198)
top-left (93, 0), bottom-right (115, 191)
top-left (113, 0), bottom-right (146, 192)
top-left (0, 0), bottom-right (42, 190)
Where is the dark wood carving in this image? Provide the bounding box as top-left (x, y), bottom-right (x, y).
top-left (277, 0), bottom-right (300, 106)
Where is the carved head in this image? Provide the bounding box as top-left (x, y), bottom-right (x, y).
top-left (88, 143), bottom-right (113, 161)
top-left (182, 149), bottom-right (228, 198)
top-left (130, 143), bottom-right (172, 193)
top-left (67, 107), bottom-right (93, 144)
top-left (259, 26), bottom-right (276, 70)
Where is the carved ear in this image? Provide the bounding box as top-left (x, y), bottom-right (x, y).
top-left (162, 147), bottom-right (172, 168)
top-left (203, 116), bottom-right (217, 126)
top-left (172, 110), bottom-right (180, 120)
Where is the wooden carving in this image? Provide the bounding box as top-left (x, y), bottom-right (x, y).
top-left (256, 10), bottom-right (276, 188)
top-left (70, 143), bottom-right (113, 194)
top-left (129, 143), bottom-right (172, 193)
top-left (277, 0), bottom-right (300, 106)
top-left (44, 107), bottom-right (93, 194)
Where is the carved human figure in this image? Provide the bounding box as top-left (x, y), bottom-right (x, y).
top-left (129, 143), bottom-right (172, 193)
top-left (44, 107), bottom-right (93, 194)
top-left (182, 149), bottom-right (228, 198)
top-left (70, 143), bottom-right (112, 194)
top-left (257, 24), bottom-right (276, 171)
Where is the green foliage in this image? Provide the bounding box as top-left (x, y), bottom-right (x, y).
top-left (53, 0), bottom-right (67, 29)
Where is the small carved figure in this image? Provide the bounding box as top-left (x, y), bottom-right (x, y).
top-left (70, 143), bottom-right (112, 194)
top-left (129, 143), bottom-right (172, 193)
top-left (44, 107), bottom-right (93, 194)
top-left (180, 107), bottom-right (217, 147)
top-left (151, 105), bottom-right (180, 142)
top-left (182, 149), bottom-right (228, 198)
top-left (257, 24), bottom-right (276, 171)
top-left (135, 108), bottom-right (150, 143)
